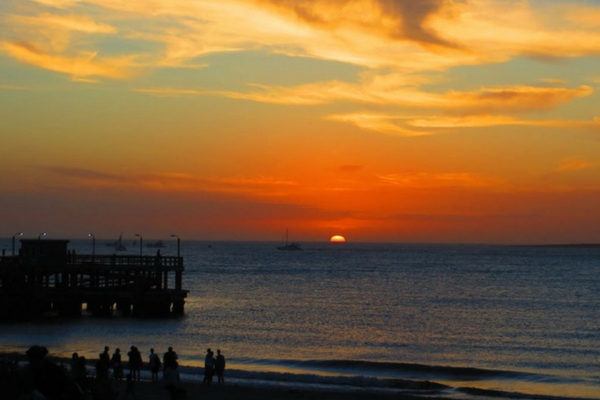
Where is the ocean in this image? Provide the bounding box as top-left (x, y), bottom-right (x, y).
top-left (1, 240), bottom-right (599, 399)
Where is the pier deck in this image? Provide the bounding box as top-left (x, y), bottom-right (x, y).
top-left (0, 239), bottom-right (189, 319)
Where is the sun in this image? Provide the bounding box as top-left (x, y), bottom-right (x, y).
top-left (330, 235), bottom-right (346, 243)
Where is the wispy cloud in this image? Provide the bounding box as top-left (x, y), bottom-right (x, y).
top-left (0, 84), bottom-right (29, 90)
top-left (4, 0), bottom-right (600, 78)
top-left (41, 166), bottom-right (133, 183)
top-left (1, 41), bottom-right (137, 81)
top-left (338, 165), bottom-right (363, 173)
top-left (329, 112), bottom-right (600, 136)
top-left (556, 158), bottom-right (595, 172)
top-left (137, 77), bottom-right (592, 112)
top-left (378, 172), bottom-right (502, 188)
top-left (40, 166), bottom-right (298, 197)
top-left (326, 113), bottom-right (429, 137)
top-left (257, 0), bottom-right (457, 48)
top-left (7, 13), bottom-right (117, 34)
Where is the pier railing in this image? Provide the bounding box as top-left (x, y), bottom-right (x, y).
top-left (68, 254), bottom-right (183, 269)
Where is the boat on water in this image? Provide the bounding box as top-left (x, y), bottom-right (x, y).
top-left (277, 230), bottom-right (302, 251)
top-left (106, 234), bottom-right (127, 251)
top-left (146, 240), bottom-right (166, 248)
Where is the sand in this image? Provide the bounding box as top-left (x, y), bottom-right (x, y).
top-left (2, 350), bottom-right (443, 400)
top-left (96, 378), bottom-right (420, 400)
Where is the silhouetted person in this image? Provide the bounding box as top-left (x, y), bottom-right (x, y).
top-left (215, 349), bottom-right (226, 386)
top-left (203, 348), bottom-right (215, 386)
top-left (128, 346), bottom-right (142, 381)
top-left (148, 348), bottom-right (161, 383)
top-left (155, 249), bottom-right (163, 266)
top-left (72, 355), bottom-right (88, 393)
top-left (96, 346), bottom-right (110, 379)
top-left (163, 347), bottom-right (178, 370)
top-left (111, 348), bottom-right (123, 380)
top-left (69, 352), bottom-right (79, 377)
top-left (22, 345), bottom-right (69, 400)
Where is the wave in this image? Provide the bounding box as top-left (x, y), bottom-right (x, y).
top-left (172, 359), bottom-right (599, 400)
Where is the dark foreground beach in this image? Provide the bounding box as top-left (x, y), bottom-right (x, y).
top-left (1, 349), bottom-right (445, 400)
top-left (88, 379), bottom-right (435, 400)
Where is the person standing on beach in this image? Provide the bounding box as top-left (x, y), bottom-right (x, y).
top-left (148, 348), bottom-right (161, 383)
top-left (73, 355), bottom-right (89, 393)
top-left (111, 348), bottom-right (123, 380)
top-left (203, 348), bottom-right (215, 386)
top-left (215, 349), bottom-right (226, 386)
top-left (70, 352), bottom-right (79, 377)
top-left (128, 346), bottom-right (142, 381)
top-left (163, 346), bottom-right (178, 370)
top-left (96, 346), bottom-right (110, 379)
top-left (22, 345), bottom-right (70, 400)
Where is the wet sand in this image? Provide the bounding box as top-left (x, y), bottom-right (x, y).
top-left (2, 351), bottom-right (443, 400)
top-left (98, 378), bottom-right (429, 400)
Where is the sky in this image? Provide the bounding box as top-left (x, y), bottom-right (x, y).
top-left (1, 0), bottom-right (600, 244)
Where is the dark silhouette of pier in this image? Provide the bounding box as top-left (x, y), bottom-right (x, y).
top-left (0, 239), bottom-right (188, 319)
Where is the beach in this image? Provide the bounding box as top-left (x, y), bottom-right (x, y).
top-left (1, 350), bottom-right (432, 400)
top-left (91, 379), bottom-right (417, 400)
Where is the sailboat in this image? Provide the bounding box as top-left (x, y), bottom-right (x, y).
top-left (277, 230), bottom-right (302, 251)
top-left (106, 233), bottom-right (127, 251)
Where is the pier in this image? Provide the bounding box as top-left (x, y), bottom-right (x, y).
top-left (0, 239), bottom-right (189, 319)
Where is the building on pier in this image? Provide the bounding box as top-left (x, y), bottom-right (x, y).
top-left (0, 239), bottom-right (189, 319)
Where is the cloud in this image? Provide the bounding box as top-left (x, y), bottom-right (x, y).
top-left (32, 0), bottom-right (81, 8)
top-left (378, 172), bottom-right (502, 189)
top-left (327, 113), bottom-right (429, 137)
top-left (7, 0), bottom-right (600, 78)
top-left (256, 0), bottom-right (455, 47)
top-left (448, 85), bottom-right (593, 112)
top-left (329, 112), bottom-right (600, 136)
top-left (137, 174), bottom-right (299, 199)
top-left (541, 78), bottom-right (567, 85)
top-left (384, 212), bottom-right (539, 222)
top-left (338, 165), bottom-right (363, 173)
top-left (39, 165), bottom-right (299, 197)
top-left (137, 70), bottom-right (592, 112)
top-left (0, 84), bottom-right (29, 90)
top-left (133, 88), bottom-right (211, 97)
top-left (3, 0), bottom-right (600, 136)
top-left (556, 158), bottom-right (595, 172)
top-left (7, 13), bottom-right (117, 34)
top-left (134, 70), bottom-right (596, 135)
top-left (1, 41), bottom-right (137, 80)
top-left (42, 166), bottom-right (133, 184)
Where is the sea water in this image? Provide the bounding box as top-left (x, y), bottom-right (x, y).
top-left (1, 240), bottom-right (599, 399)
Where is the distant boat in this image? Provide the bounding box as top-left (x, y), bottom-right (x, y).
top-left (277, 230), bottom-right (302, 251)
top-left (106, 233), bottom-right (127, 251)
top-left (146, 240), bottom-right (166, 248)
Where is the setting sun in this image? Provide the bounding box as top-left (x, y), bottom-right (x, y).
top-left (330, 235), bottom-right (346, 243)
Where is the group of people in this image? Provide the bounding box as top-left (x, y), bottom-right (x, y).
top-left (0, 344), bottom-right (227, 400)
top-left (202, 348), bottom-right (226, 387)
top-left (93, 345), bottom-right (226, 394)
top-left (95, 345), bottom-right (144, 382)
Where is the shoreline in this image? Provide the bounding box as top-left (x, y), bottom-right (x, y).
top-left (0, 350), bottom-right (443, 400)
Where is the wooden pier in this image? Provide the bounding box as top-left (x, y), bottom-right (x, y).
top-left (0, 239), bottom-right (189, 319)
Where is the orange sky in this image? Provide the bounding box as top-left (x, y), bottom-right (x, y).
top-left (1, 0), bottom-right (600, 244)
